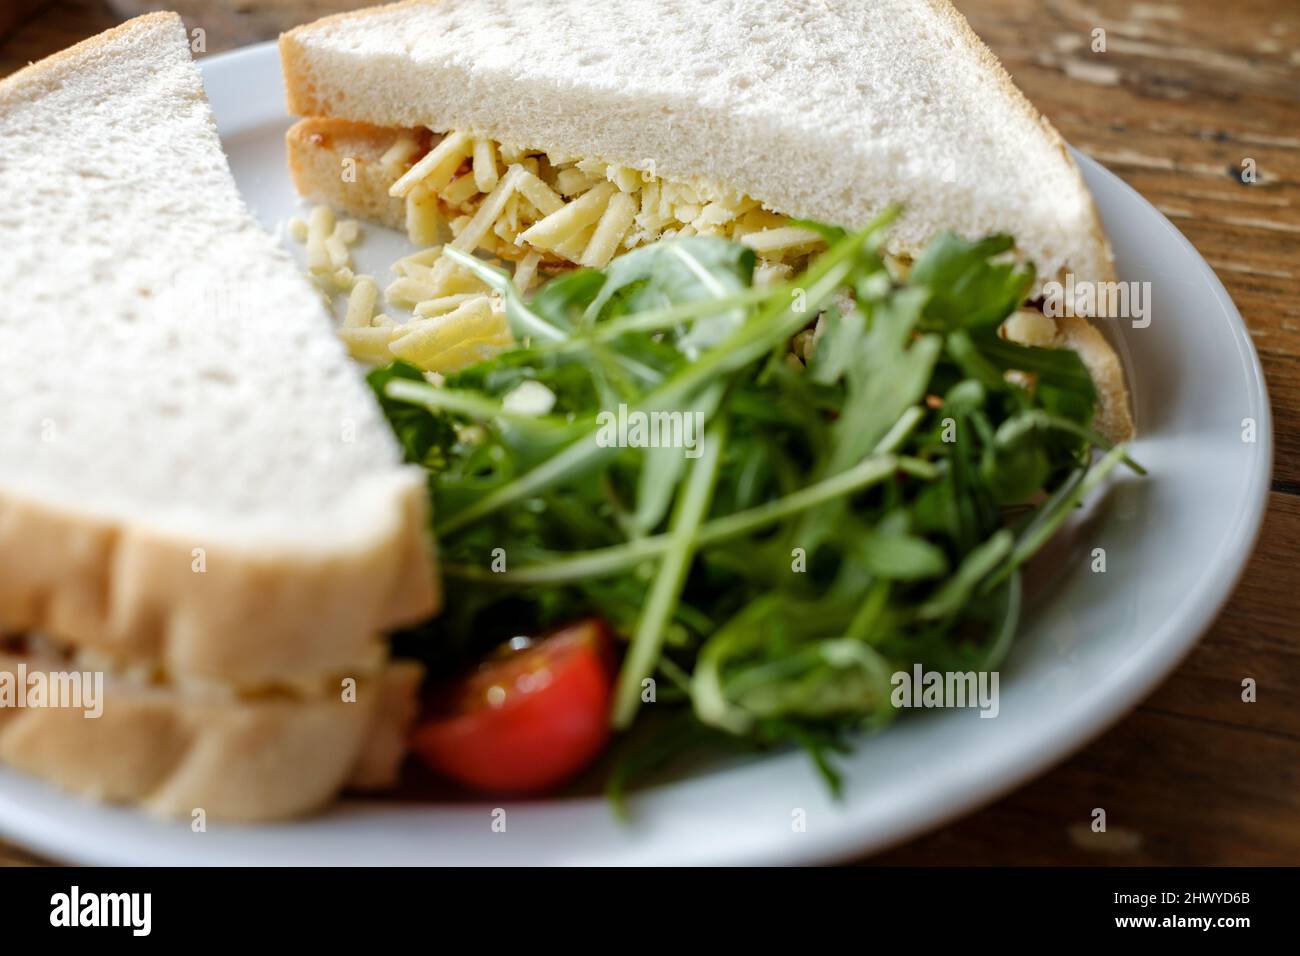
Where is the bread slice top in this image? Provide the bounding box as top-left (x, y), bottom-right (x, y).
top-left (0, 14), bottom-right (437, 676)
top-left (0, 13), bottom-right (422, 548)
top-left (281, 0), bottom-right (1115, 289)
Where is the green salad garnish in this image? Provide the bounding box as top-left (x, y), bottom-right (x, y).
top-left (375, 212), bottom-right (1142, 799)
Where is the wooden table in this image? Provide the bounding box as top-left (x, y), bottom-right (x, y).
top-left (2, 0), bottom-right (1297, 866)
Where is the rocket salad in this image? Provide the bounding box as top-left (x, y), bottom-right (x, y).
top-left (374, 212), bottom-right (1142, 799)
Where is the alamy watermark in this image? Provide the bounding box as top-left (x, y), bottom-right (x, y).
top-left (50, 886), bottom-right (151, 936)
top-left (1043, 274), bottom-right (1152, 329)
top-left (890, 664), bottom-right (999, 718)
top-left (0, 663), bottom-right (103, 718)
top-left (595, 403), bottom-right (705, 458)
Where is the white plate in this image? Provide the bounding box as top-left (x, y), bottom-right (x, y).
top-left (0, 43), bottom-right (1272, 866)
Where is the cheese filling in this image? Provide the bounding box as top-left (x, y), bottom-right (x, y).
top-left (293, 128), bottom-right (1056, 378)
top-left (298, 129), bottom-right (831, 374)
top-left (385, 128), bottom-right (824, 280)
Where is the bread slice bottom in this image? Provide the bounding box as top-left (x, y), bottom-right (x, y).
top-left (0, 647), bottom-right (422, 822)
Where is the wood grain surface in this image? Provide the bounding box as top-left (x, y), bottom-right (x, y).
top-left (0, 0), bottom-right (1297, 866)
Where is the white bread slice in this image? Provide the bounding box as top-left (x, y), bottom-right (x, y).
top-left (280, 0), bottom-right (1134, 440)
top-left (0, 650), bottom-right (423, 821)
top-left (0, 13), bottom-right (440, 686)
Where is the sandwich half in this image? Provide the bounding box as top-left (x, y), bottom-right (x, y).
top-left (280, 0), bottom-right (1134, 442)
top-left (0, 14), bottom-right (438, 819)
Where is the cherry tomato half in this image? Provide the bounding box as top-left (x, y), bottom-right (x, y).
top-left (412, 619), bottom-right (614, 794)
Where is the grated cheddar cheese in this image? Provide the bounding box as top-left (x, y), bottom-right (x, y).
top-left (291, 128), bottom-right (834, 375)
top-left (388, 129), bottom-right (825, 295)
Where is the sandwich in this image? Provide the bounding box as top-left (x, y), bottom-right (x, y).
top-left (265, 0), bottom-right (1143, 797)
top-left (0, 13), bottom-right (438, 820)
top-left (280, 0), bottom-right (1133, 441)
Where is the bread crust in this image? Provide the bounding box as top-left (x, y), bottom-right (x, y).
top-left (280, 1), bottom-right (419, 118)
top-left (0, 476), bottom-right (438, 688)
top-left (918, 0), bottom-right (1118, 285)
top-left (1054, 315), bottom-right (1134, 443)
top-left (0, 652), bottom-right (424, 821)
top-left (0, 12), bottom-right (180, 106)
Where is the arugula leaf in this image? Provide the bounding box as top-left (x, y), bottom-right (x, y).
top-left (970, 329), bottom-right (1095, 397)
top-left (970, 328), bottom-right (1097, 431)
top-left (531, 268), bottom-right (606, 331)
top-left (809, 302), bottom-right (861, 385)
top-left (691, 596), bottom-right (894, 736)
top-left (908, 232), bottom-right (1035, 331)
top-left (981, 412), bottom-right (1051, 504)
top-left (857, 528), bottom-right (950, 580)
top-left (632, 383), bottom-right (725, 535)
top-left (581, 237), bottom-right (756, 355)
top-left (365, 361), bottom-right (454, 468)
